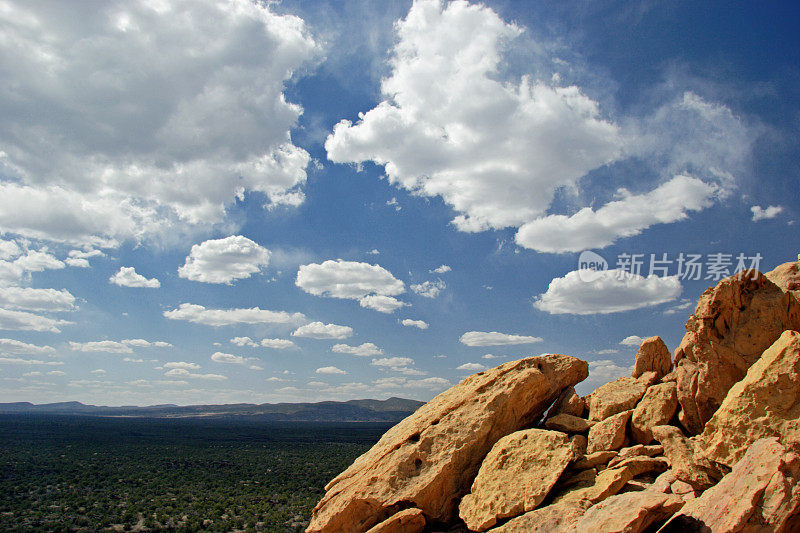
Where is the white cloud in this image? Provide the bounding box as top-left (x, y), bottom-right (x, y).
top-left (482, 354), bottom-right (503, 360)
top-left (459, 331), bottom-right (543, 347)
top-left (316, 366), bottom-right (346, 375)
top-left (374, 376), bottom-right (450, 390)
top-left (121, 339), bottom-right (171, 348)
top-left (358, 294), bottom-right (407, 313)
top-left (69, 341), bottom-right (132, 354)
top-left (0, 239), bottom-right (21, 260)
top-left (533, 269), bottom-right (682, 315)
top-left (0, 249), bottom-right (66, 285)
top-left (65, 258), bottom-right (90, 268)
top-left (0, 357), bottom-right (64, 366)
top-left (410, 279), bottom-right (445, 298)
top-left (325, 0), bottom-right (621, 233)
top-left (331, 342), bottom-right (383, 357)
top-left (515, 175), bottom-right (718, 253)
top-left (178, 236), bottom-right (271, 284)
top-left (66, 249), bottom-right (104, 268)
top-left (122, 358), bottom-right (145, 363)
top-left (109, 267), bottom-right (160, 288)
top-left (0, 287), bottom-right (76, 312)
top-left (457, 362), bottom-right (486, 372)
top-left (164, 368), bottom-right (226, 380)
top-left (0, 338), bottom-right (56, 356)
top-left (366, 249), bottom-right (380, 255)
top-left (400, 318), bottom-right (429, 330)
top-left (90, 369), bottom-right (107, 375)
top-left (751, 205), bottom-right (783, 222)
top-left (371, 357), bottom-right (421, 375)
top-left (620, 335), bottom-right (645, 347)
top-left (291, 321), bottom-right (353, 340)
top-left (579, 359), bottom-right (634, 394)
top-left (430, 265), bottom-right (451, 274)
top-left (231, 336), bottom-right (259, 347)
top-left (211, 352), bottom-right (249, 365)
top-left (0, 309), bottom-right (72, 333)
top-left (296, 260), bottom-right (406, 311)
top-left (260, 338), bottom-right (297, 350)
top-left (163, 303), bottom-right (306, 327)
top-left (164, 362), bottom-right (201, 370)
top-left (47, 370), bottom-right (65, 376)
top-left (0, 0), bottom-right (318, 246)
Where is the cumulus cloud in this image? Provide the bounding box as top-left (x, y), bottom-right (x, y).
top-left (292, 321), bottom-right (353, 340)
top-left (0, 239), bottom-right (21, 260)
top-left (0, 287), bottom-right (76, 312)
top-left (211, 352), bottom-right (249, 365)
top-left (0, 248), bottom-right (66, 285)
top-left (371, 356), bottom-right (423, 375)
top-left (0, 309), bottom-right (72, 333)
top-left (69, 341), bottom-right (133, 354)
top-left (459, 331), bottom-right (543, 347)
top-left (410, 280), bottom-right (446, 298)
top-left (164, 368), bottom-right (226, 380)
top-left (358, 294), bottom-right (407, 313)
top-left (515, 175), bottom-right (718, 253)
top-left (316, 366), bottom-right (346, 375)
top-left (0, 356), bottom-right (64, 366)
top-left (0, 0), bottom-right (318, 246)
top-left (231, 336), bottom-right (259, 347)
top-left (332, 342), bottom-right (383, 357)
top-left (178, 236), bottom-right (271, 284)
top-left (400, 318), bottom-right (429, 330)
top-left (163, 303), bottom-right (306, 327)
top-left (325, 0), bottom-right (621, 233)
top-left (751, 205), bottom-right (783, 222)
top-left (109, 267), bottom-right (160, 288)
top-left (296, 260), bottom-right (406, 312)
top-left (374, 376), bottom-right (450, 390)
top-left (430, 265), bottom-right (451, 274)
top-left (0, 338), bottom-right (56, 356)
top-left (65, 249), bottom-right (104, 268)
top-left (121, 339), bottom-right (172, 348)
top-left (457, 362), bottom-right (486, 372)
top-left (533, 269), bottom-right (682, 315)
top-left (620, 335), bottom-right (645, 347)
top-left (260, 338), bottom-right (297, 349)
top-left (164, 362), bottom-right (201, 370)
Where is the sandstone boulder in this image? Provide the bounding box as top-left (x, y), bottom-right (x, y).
top-left (547, 386), bottom-right (585, 418)
top-left (587, 410), bottom-right (632, 453)
top-left (571, 451), bottom-right (617, 471)
top-left (607, 444), bottom-right (664, 468)
top-left (660, 438), bottom-right (800, 532)
top-left (631, 382), bottom-right (678, 444)
top-left (673, 267), bottom-right (800, 434)
top-left (767, 259), bottom-right (800, 294)
top-left (699, 330), bottom-right (800, 467)
top-left (650, 425), bottom-right (720, 490)
top-left (488, 500), bottom-right (591, 533)
top-left (632, 337), bottom-right (672, 380)
top-left (307, 355), bottom-right (588, 532)
top-left (458, 429), bottom-right (577, 531)
top-left (544, 413), bottom-right (593, 434)
top-left (588, 378), bottom-right (649, 421)
top-left (364, 508), bottom-right (425, 533)
top-left (569, 490), bottom-right (684, 533)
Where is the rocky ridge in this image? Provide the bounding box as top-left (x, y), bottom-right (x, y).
top-left (307, 258), bottom-right (800, 533)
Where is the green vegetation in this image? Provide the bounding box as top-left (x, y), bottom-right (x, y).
top-left (0, 415), bottom-right (388, 532)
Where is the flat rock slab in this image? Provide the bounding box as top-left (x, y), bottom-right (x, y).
top-left (569, 490), bottom-right (684, 533)
top-left (365, 508), bottom-right (425, 533)
top-left (587, 410), bottom-right (632, 453)
top-left (307, 355), bottom-right (588, 532)
top-left (487, 500), bottom-right (591, 533)
top-left (631, 382), bottom-right (678, 445)
top-left (458, 429), bottom-right (577, 532)
top-left (544, 413), bottom-right (593, 434)
top-left (588, 377), bottom-right (649, 422)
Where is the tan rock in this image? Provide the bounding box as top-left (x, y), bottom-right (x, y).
top-left (588, 378), bottom-right (648, 421)
top-left (699, 330), bottom-right (800, 467)
top-left (651, 470), bottom-right (677, 494)
top-left (766, 259), bottom-right (800, 294)
top-left (364, 508), bottom-right (425, 533)
top-left (488, 500), bottom-right (591, 533)
top-left (307, 355), bottom-right (588, 533)
top-left (607, 444), bottom-right (664, 468)
top-left (631, 382), bottom-right (678, 444)
top-left (611, 456), bottom-right (669, 478)
top-left (569, 491), bottom-right (684, 533)
top-left (673, 267), bottom-right (800, 434)
top-left (587, 410), bottom-right (632, 453)
top-left (571, 451), bottom-right (617, 471)
top-left (570, 434), bottom-right (588, 456)
top-left (637, 370), bottom-right (660, 386)
top-left (553, 457), bottom-right (666, 506)
top-left (544, 413), bottom-right (593, 433)
top-left (458, 429), bottom-right (577, 531)
top-left (547, 385), bottom-right (586, 418)
top-left (669, 480), bottom-right (697, 502)
top-left (660, 438), bottom-right (800, 532)
top-left (650, 425), bottom-right (720, 490)
top-left (632, 336), bottom-right (672, 380)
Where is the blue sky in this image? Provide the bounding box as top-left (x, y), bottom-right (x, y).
top-left (0, 0), bottom-right (797, 405)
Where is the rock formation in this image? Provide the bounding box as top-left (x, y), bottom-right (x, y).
top-left (307, 258), bottom-right (800, 532)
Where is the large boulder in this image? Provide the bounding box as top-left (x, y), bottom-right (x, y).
top-left (587, 410), bottom-right (632, 453)
top-left (660, 438), bottom-right (800, 532)
top-left (458, 429), bottom-right (578, 531)
top-left (570, 490), bottom-right (684, 533)
top-left (632, 337), bottom-right (672, 380)
top-left (307, 355), bottom-right (588, 533)
top-left (631, 382), bottom-right (678, 444)
top-left (587, 377), bottom-right (648, 422)
top-left (364, 509), bottom-right (425, 533)
top-left (699, 330), bottom-right (800, 467)
top-left (488, 500), bottom-right (591, 533)
top-left (650, 425), bottom-right (721, 490)
top-left (673, 265), bottom-right (800, 434)
top-left (546, 386), bottom-right (585, 418)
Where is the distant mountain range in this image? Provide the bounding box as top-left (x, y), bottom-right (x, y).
top-left (0, 397), bottom-right (424, 422)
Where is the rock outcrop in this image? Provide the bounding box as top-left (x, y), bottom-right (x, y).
top-left (307, 355), bottom-right (588, 532)
top-left (308, 259), bottom-right (800, 533)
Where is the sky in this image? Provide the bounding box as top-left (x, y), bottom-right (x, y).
top-left (0, 0), bottom-right (797, 406)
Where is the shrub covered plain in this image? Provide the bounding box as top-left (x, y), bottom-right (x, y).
top-left (0, 415), bottom-right (388, 532)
